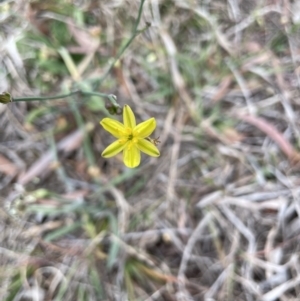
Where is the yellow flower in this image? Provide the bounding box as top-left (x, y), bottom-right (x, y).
top-left (100, 105), bottom-right (160, 168)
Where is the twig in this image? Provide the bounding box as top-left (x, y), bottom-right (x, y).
top-left (177, 213), bottom-right (212, 300)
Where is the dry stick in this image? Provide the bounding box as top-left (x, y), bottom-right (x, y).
top-left (256, 232), bottom-right (300, 258)
top-left (175, 0), bottom-right (234, 55)
top-left (204, 264), bottom-right (235, 299)
top-left (166, 110), bottom-right (185, 217)
top-left (157, 27), bottom-right (199, 212)
top-left (227, 0), bottom-right (241, 47)
top-left (273, 167), bottom-right (300, 227)
top-left (262, 275), bottom-right (300, 301)
top-left (271, 61), bottom-right (300, 149)
top-left (220, 206), bottom-right (256, 256)
top-left (282, 19), bottom-right (300, 142)
top-left (150, 0), bottom-right (161, 25)
top-left (285, 27), bottom-right (300, 89)
top-left (144, 286), bottom-right (167, 301)
top-left (108, 187), bottom-right (131, 234)
top-left (245, 253), bottom-right (288, 274)
top-left (177, 213), bottom-right (212, 300)
top-left (158, 106), bottom-right (176, 147)
top-left (152, 0), bottom-right (198, 121)
top-left (220, 205), bottom-right (257, 297)
top-left (225, 5), bottom-right (281, 38)
top-left (233, 274), bottom-right (262, 297)
top-left (109, 235), bottom-right (157, 269)
top-left (226, 59), bottom-right (255, 115)
top-left (122, 228), bottom-right (192, 244)
top-left (159, 29), bottom-right (198, 121)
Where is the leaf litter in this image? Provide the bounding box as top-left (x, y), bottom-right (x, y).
top-left (1, 1), bottom-right (300, 300)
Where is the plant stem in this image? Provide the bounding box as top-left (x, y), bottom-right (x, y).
top-left (12, 90), bottom-right (118, 105)
top-left (10, 0), bottom-right (148, 104)
top-left (90, 0), bottom-right (148, 88)
top-left (12, 91), bottom-right (79, 102)
top-left (133, 0), bottom-right (146, 34)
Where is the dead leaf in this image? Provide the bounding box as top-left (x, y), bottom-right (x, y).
top-left (236, 114), bottom-right (300, 162)
top-left (24, 221), bottom-right (63, 237)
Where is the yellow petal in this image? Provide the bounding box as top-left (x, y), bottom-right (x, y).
top-left (100, 118), bottom-right (126, 138)
top-left (102, 140), bottom-right (127, 158)
top-left (133, 118), bottom-right (156, 138)
top-left (123, 105), bottom-right (136, 129)
top-left (123, 145), bottom-right (140, 168)
top-left (136, 139), bottom-right (160, 157)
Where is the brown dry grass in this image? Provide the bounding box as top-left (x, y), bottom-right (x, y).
top-left (1, 0), bottom-right (300, 300)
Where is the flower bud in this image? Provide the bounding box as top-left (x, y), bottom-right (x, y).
top-left (105, 101), bottom-right (122, 115)
top-left (0, 92), bottom-right (12, 104)
top-left (105, 102), bottom-right (113, 110)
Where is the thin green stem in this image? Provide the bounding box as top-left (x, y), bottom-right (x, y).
top-left (91, 0), bottom-right (148, 88)
top-left (12, 90), bottom-right (118, 105)
top-left (12, 91), bottom-right (79, 102)
top-left (10, 0), bottom-right (147, 104)
top-left (133, 0), bottom-right (146, 34)
top-left (92, 27), bottom-right (149, 88)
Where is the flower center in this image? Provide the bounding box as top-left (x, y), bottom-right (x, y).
top-left (125, 128), bottom-right (137, 143)
top-left (119, 128), bottom-right (138, 146)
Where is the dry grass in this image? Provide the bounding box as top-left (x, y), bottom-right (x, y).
top-left (1, 0), bottom-right (300, 300)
